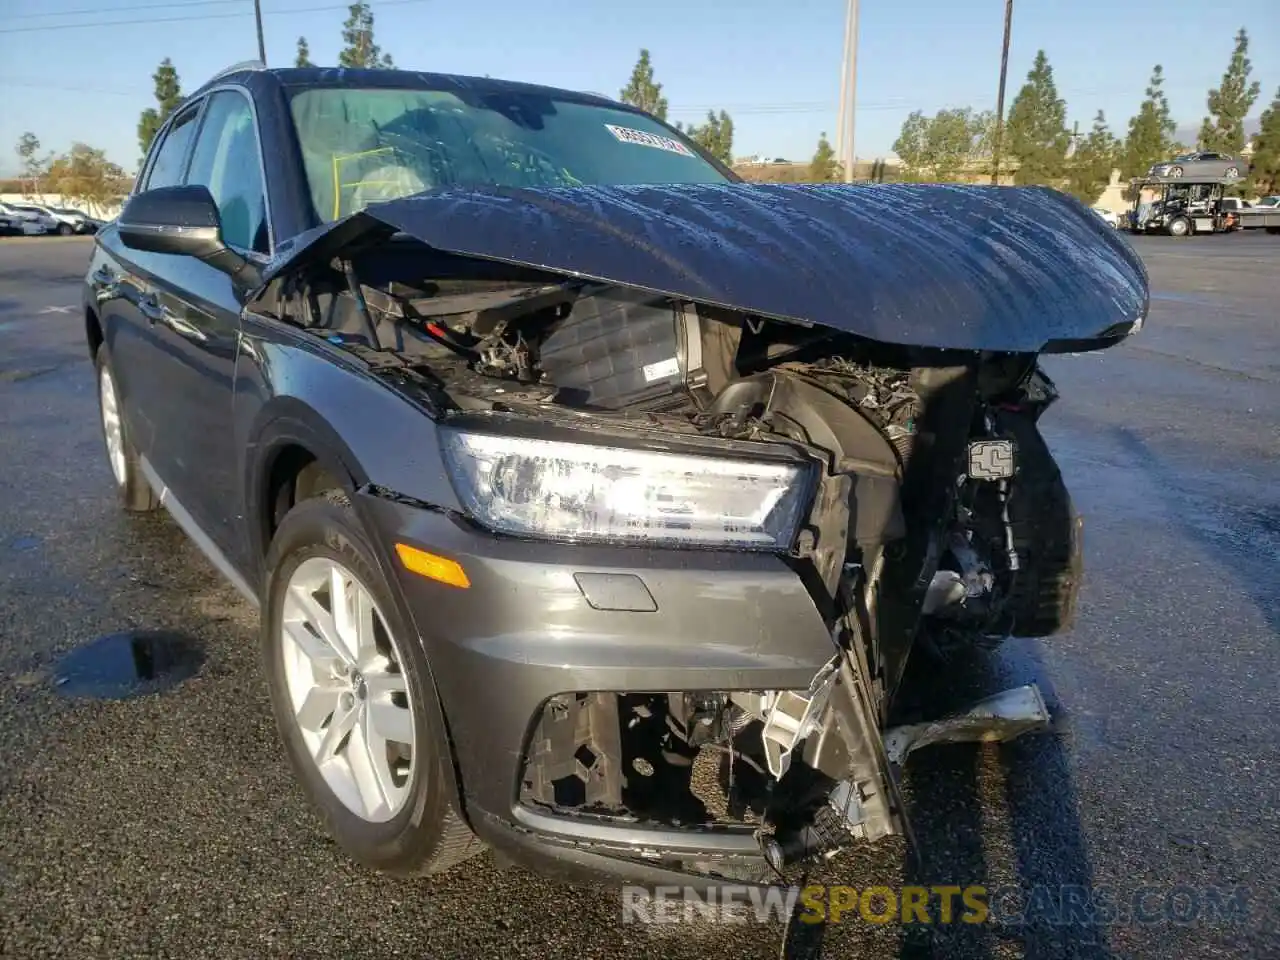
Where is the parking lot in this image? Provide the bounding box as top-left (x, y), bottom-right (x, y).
top-left (1, 232), bottom-right (1277, 959)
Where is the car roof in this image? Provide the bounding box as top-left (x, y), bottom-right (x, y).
top-left (190, 64), bottom-right (629, 113)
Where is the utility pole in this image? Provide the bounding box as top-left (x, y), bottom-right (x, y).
top-left (835, 0), bottom-right (860, 183)
top-left (990, 0), bottom-right (1014, 185)
top-left (254, 0), bottom-right (266, 63)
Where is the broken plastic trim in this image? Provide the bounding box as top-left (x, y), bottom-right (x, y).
top-left (731, 657), bottom-right (839, 779)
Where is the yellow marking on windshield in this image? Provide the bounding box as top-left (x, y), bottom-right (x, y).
top-left (331, 147), bottom-right (399, 219)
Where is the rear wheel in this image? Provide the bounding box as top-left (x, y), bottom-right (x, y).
top-left (262, 492), bottom-right (483, 876)
top-left (1224, 166), bottom-right (1240, 178)
top-left (95, 346), bottom-right (160, 512)
top-left (1167, 217), bottom-right (1191, 237)
top-left (57, 222), bottom-right (73, 236)
top-left (1169, 166), bottom-right (1184, 177)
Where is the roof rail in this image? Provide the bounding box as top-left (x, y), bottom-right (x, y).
top-left (208, 59), bottom-right (266, 83)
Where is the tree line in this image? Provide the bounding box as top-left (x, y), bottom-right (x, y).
top-left (618, 49), bottom-right (851, 180)
top-left (893, 28), bottom-right (1279, 202)
top-left (11, 16), bottom-right (1279, 207)
top-left (610, 34), bottom-right (1279, 199)
top-left (9, 134), bottom-right (129, 215)
top-left (6, 2), bottom-right (393, 208)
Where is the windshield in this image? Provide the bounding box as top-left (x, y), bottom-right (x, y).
top-left (290, 86), bottom-right (729, 222)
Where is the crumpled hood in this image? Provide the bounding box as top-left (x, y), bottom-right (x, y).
top-left (262, 182), bottom-right (1149, 353)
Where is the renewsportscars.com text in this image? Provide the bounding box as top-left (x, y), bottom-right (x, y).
top-left (620, 883), bottom-right (1252, 927)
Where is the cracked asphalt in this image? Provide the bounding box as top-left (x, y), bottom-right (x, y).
top-left (1, 232), bottom-right (1277, 959)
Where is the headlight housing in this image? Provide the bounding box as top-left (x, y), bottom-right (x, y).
top-left (440, 429), bottom-right (812, 549)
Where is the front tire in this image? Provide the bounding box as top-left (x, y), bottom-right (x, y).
top-left (1224, 167), bottom-right (1239, 178)
top-left (57, 222), bottom-right (73, 236)
top-left (1167, 217), bottom-right (1191, 237)
top-left (1169, 166), bottom-right (1183, 177)
top-left (262, 492), bottom-right (483, 876)
top-left (95, 345), bottom-right (160, 512)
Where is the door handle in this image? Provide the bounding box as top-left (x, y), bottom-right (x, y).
top-left (138, 295), bottom-right (164, 325)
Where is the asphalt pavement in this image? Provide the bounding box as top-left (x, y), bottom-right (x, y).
top-left (1, 231), bottom-right (1277, 959)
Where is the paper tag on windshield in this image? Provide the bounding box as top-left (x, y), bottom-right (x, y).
top-left (605, 124), bottom-right (695, 157)
top-left (643, 357), bottom-right (681, 382)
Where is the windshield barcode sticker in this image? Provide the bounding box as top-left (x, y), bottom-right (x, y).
top-left (643, 357), bottom-right (681, 382)
top-left (605, 124), bottom-right (695, 157)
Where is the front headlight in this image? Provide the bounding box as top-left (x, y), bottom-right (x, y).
top-left (440, 430), bottom-right (812, 549)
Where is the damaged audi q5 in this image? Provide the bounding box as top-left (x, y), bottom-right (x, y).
top-left (84, 64), bottom-right (1148, 886)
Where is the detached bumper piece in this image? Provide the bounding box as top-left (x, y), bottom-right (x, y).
top-left (883, 684), bottom-right (1052, 765)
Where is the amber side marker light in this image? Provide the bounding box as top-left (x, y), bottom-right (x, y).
top-left (394, 543), bottom-right (471, 589)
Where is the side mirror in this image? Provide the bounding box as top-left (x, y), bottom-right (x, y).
top-left (117, 185), bottom-right (253, 281)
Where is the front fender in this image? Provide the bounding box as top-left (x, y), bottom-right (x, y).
top-left (233, 325), bottom-right (473, 819)
top-left (234, 325), bottom-right (466, 567)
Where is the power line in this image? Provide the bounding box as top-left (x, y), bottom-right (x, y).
top-left (12, 0), bottom-right (250, 21)
top-left (0, 77), bottom-right (1165, 119)
top-left (0, 77), bottom-right (927, 114)
top-left (670, 99), bottom-right (913, 113)
top-left (0, 0), bottom-right (430, 35)
top-left (0, 78), bottom-right (148, 95)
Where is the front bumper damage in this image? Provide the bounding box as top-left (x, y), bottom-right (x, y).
top-left (510, 642), bottom-right (1051, 884)
top-left (359, 488), bottom-right (1053, 887)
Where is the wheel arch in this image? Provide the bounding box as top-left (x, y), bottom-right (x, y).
top-left (245, 396), bottom-right (473, 821)
top-left (245, 397), bottom-right (371, 566)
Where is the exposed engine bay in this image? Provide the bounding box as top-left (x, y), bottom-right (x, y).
top-left (265, 243), bottom-right (1082, 877)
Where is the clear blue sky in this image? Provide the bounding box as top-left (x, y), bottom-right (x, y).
top-left (1, 0), bottom-right (1277, 175)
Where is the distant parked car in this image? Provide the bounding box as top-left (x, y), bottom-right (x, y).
top-left (3, 203), bottom-right (59, 234)
top-left (1219, 195), bottom-right (1280, 233)
top-left (1149, 152), bottom-right (1249, 179)
top-left (1092, 207), bottom-right (1120, 228)
top-left (24, 203), bottom-right (102, 235)
top-left (0, 217), bottom-right (46, 236)
top-left (0, 201), bottom-right (53, 234)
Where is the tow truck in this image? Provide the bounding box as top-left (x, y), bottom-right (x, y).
top-left (1124, 176), bottom-right (1275, 236)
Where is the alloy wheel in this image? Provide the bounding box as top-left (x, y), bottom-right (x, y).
top-left (99, 365), bottom-right (127, 487)
top-left (279, 556), bottom-right (416, 823)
